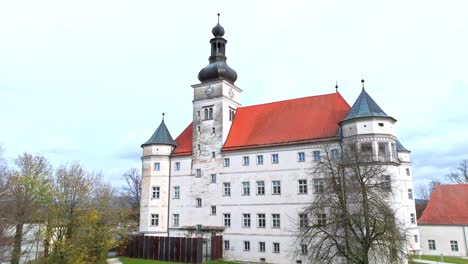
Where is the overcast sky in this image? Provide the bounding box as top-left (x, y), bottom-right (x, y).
top-left (1, 0), bottom-right (467, 190)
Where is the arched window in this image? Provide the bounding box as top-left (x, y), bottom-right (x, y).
top-left (209, 108), bottom-right (213, 120)
top-left (204, 109), bottom-right (209, 120)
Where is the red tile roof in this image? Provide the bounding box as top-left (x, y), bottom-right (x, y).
top-left (171, 93), bottom-right (351, 155)
top-left (418, 184), bottom-right (468, 225)
top-left (172, 123), bottom-right (193, 156)
top-left (223, 93), bottom-right (350, 151)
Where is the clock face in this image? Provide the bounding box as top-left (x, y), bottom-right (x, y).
top-left (205, 86), bottom-right (214, 96)
top-left (229, 88), bottom-right (234, 98)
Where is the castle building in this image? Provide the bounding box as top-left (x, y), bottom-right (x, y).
top-left (139, 17), bottom-right (420, 263)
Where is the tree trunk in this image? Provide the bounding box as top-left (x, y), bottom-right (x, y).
top-left (11, 223), bottom-right (23, 264)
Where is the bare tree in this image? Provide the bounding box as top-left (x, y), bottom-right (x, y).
top-left (415, 180), bottom-right (441, 201)
top-left (447, 159), bottom-right (468, 184)
top-left (295, 146), bottom-right (406, 264)
top-left (122, 168), bottom-right (141, 225)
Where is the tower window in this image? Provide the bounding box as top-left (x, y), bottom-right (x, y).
top-left (211, 205), bottom-right (216, 215)
top-left (209, 108), bottom-right (213, 120)
top-left (152, 186), bottom-right (160, 199)
top-left (204, 109), bottom-right (209, 120)
top-left (212, 152), bottom-right (216, 158)
top-left (195, 169), bottom-right (202, 177)
top-left (153, 162), bottom-right (160, 171)
top-left (197, 111), bottom-right (200, 117)
top-left (197, 126), bottom-right (200, 132)
top-left (212, 127), bottom-right (215, 134)
top-left (378, 122), bottom-right (384, 127)
top-left (211, 174), bottom-right (216, 183)
top-left (408, 189), bottom-right (413, 199)
top-left (175, 162), bottom-right (180, 171)
top-left (196, 198), bottom-right (202, 208)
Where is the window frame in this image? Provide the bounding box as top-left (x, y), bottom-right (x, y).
top-left (223, 182), bottom-right (231, 196)
top-left (313, 179), bottom-right (324, 194)
top-left (242, 181), bottom-right (250, 196)
top-left (297, 152), bottom-right (305, 162)
top-left (273, 242), bottom-right (280, 253)
top-left (173, 214), bottom-right (179, 227)
top-left (224, 158), bottom-right (230, 167)
top-left (257, 155), bottom-right (264, 165)
top-left (271, 154), bottom-right (279, 164)
top-left (243, 213), bottom-right (251, 228)
top-left (154, 162), bottom-right (160, 171)
top-left (152, 186), bottom-right (160, 199)
top-left (298, 179), bottom-right (308, 194)
top-left (450, 240), bottom-right (459, 252)
top-left (313, 151), bottom-right (321, 161)
top-left (210, 174), bottom-right (216, 183)
top-left (150, 214), bottom-right (159, 227)
top-left (244, 241), bottom-right (251, 251)
top-left (256, 181), bottom-right (265, 195)
top-left (272, 180), bottom-right (281, 195)
top-left (173, 186), bottom-right (180, 199)
top-left (242, 156), bottom-right (250, 166)
top-left (175, 162), bottom-right (181, 171)
top-left (428, 240), bottom-right (436, 250)
top-left (257, 213), bottom-right (266, 228)
top-left (271, 214), bottom-right (281, 228)
top-left (259, 241), bottom-right (266, 252)
top-left (196, 198), bottom-right (202, 208)
top-left (210, 205), bottom-right (216, 215)
top-left (223, 213), bottom-right (231, 227)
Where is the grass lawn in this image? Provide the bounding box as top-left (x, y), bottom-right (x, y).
top-left (118, 257), bottom-right (238, 264)
top-left (410, 255), bottom-right (468, 264)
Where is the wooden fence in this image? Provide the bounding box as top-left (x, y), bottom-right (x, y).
top-left (125, 235), bottom-right (223, 263)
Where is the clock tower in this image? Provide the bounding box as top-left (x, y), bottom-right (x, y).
top-left (188, 15), bottom-right (241, 223)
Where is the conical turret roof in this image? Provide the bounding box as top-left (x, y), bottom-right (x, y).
top-left (342, 88), bottom-right (394, 122)
top-left (141, 119), bottom-right (177, 148)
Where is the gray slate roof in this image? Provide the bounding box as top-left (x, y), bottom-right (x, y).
top-left (343, 88), bottom-right (392, 121)
top-left (396, 139), bottom-right (410, 152)
top-left (141, 120), bottom-right (177, 148)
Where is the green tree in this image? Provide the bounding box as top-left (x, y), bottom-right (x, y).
top-left (7, 153), bottom-right (52, 264)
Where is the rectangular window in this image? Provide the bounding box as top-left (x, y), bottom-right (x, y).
top-left (210, 174), bottom-right (216, 183)
top-left (223, 213), bottom-right (231, 227)
top-left (272, 180), bottom-right (281, 195)
top-left (197, 144), bottom-right (200, 150)
top-left (382, 175), bottom-right (391, 190)
top-left (154, 162), bottom-right (160, 171)
top-left (313, 179), bottom-right (324, 194)
top-left (273, 242), bottom-right (280, 253)
top-left (298, 179), bottom-right (307, 194)
top-left (299, 213), bottom-right (308, 228)
top-left (298, 152), bottom-right (305, 162)
top-left (301, 244), bottom-right (307, 255)
top-left (296, 261), bottom-right (302, 264)
top-left (408, 189), bottom-right (413, 200)
top-left (151, 214), bottom-right (159, 226)
top-left (173, 186), bottom-right (180, 199)
top-left (406, 168), bottom-right (411, 176)
top-left (212, 127), bottom-right (215, 134)
top-left (258, 214), bottom-right (266, 228)
top-left (195, 169), bottom-right (202, 177)
top-left (212, 151), bottom-right (216, 158)
top-left (243, 214), bottom-right (251, 228)
top-left (272, 214), bottom-right (280, 228)
top-left (257, 155), bottom-right (264, 165)
top-left (257, 181), bottom-right (265, 195)
top-left (331, 149), bottom-right (339, 159)
top-left (197, 126), bottom-right (200, 132)
top-left (242, 182), bottom-right (250, 196)
top-left (152, 186), bottom-right (160, 199)
top-left (428, 240), bottom-right (436, 250)
top-left (173, 214), bottom-right (179, 227)
top-left (272, 154), bottom-right (279, 164)
top-left (209, 206), bottom-right (216, 216)
top-left (196, 198), bottom-right (202, 208)
top-left (450, 240), bottom-right (458, 252)
top-left (243, 156), bottom-right (250, 166)
top-left (313, 151), bottom-right (321, 161)
top-left (224, 240), bottom-right (230, 250)
top-left (224, 158), bottom-right (230, 167)
top-left (259, 242), bottom-right (265, 252)
top-left (244, 241), bottom-right (250, 251)
top-left (223, 182), bottom-right (231, 196)
top-left (175, 162), bottom-right (180, 171)
top-left (414, 235), bottom-right (418, 243)
top-left (317, 213), bottom-right (327, 226)
top-left (410, 213), bottom-right (415, 224)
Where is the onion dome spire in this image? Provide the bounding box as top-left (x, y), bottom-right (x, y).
top-left (198, 13), bottom-right (238, 84)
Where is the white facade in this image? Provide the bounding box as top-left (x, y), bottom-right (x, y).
top-left (419, 225), bottom-right (468, 257)
top-left (138, 20), bottom-right (420, 263)
top-left (139, 81), bottom-right (420, 263)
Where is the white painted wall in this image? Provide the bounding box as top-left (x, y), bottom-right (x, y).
top-left (419, 225), bottom-right (468, 257)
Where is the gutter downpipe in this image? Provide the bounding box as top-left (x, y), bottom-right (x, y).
top-left (463, 225), bottom-right (468, 256)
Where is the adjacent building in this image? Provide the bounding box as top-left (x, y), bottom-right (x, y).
top-left (138, 17), bottom-right (420, 263)
top-left (418, 184), bottom-right (468, 257)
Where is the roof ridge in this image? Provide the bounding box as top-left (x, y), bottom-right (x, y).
top-left (239, 92), bottom-right (341, 109)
